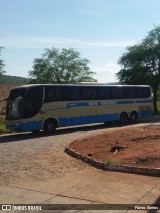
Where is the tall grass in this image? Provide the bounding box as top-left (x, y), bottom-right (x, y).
top-left (157, 101), bottom-right (160, 114)
top-left (0, 115), bottom-right (12, 134)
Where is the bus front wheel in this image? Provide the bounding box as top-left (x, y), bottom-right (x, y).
top-left (43, 119), bottom-right (56, 133)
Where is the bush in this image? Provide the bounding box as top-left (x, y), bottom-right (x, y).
top-left (0, 116), bottom-right (12, 134)
top-left (103, 159), bottom-right (117, 166)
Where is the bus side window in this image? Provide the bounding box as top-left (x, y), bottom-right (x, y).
top-left (81, 87), bottom-right (97, 100)
top-left (110, 87), bottom-right (118, 99)
top-left (98, 87), bottom-right (111, 99)
top-left (117, 87), bottom-right (125, 99)
top-left (125, 88), bottom-right (136, 99)
top-left (45, 87), bottom-right (63, 102)
top-left (136, 88), bottom-right (143, 98)
top-left (63, 87), bottom-right (80, 101)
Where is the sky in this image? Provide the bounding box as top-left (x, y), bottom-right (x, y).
top-left (1, 0), bottom-right (160, 83)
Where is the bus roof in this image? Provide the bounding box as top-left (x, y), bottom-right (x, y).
top-left (15, 84), bottom-right (151, 89)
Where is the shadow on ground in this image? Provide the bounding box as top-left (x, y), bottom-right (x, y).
top-left (0, 121), bottom-right (140, 144)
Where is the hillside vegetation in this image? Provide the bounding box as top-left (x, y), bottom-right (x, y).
top-left (0, 75), bottom-right (29, 85)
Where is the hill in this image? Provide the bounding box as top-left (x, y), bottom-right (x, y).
top-left (106, 82), bottom-right (119, 85)
top-left (0, 75), bottom-right (119, 85)
top-left (0, 75), bottom-right (29, 85)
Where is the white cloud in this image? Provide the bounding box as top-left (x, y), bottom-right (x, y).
top-left (92, 63), bottom-right (120, 83)
top-left (1, 34), bottom-right (136, 49)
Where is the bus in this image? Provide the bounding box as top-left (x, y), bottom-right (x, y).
top-left (5, 84), bottom-right (152, 133)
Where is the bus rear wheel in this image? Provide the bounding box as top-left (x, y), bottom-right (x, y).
top-left (129, 111), bottom-right (138, 122)
top-left (43, 119), bottom-right (56, 133)
top-left (119, 112), bottom-right (128, 124)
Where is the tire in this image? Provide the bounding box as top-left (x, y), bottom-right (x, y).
top-left (104, 121), bottom-right (112, 125)
top-left (129, 111), bottom-right (138, 122)
top-left (119, 112), bottom-right (128, 124)
top-left (43, 119), bottom-right (56, 133)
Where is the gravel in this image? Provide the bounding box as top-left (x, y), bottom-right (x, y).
top-left (0, 116), bottom-right (159, 185)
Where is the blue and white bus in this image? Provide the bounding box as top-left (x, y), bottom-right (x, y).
top-left (6, 84), bottom-right (152, 133)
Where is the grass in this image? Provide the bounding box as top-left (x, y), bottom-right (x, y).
top-left (157, 101), bottom-right (160, 113)
top-left (0, 116), bottom-right (13, 134)
top-left (103, 159), bottom-right (117, 166)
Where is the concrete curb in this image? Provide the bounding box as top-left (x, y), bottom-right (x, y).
top-left (65, 147), bottom-right (160, 177)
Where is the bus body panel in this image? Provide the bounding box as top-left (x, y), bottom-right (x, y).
top-left (6, 99), bottom-right (152, 131)
top-left (5, 84), bottom-right (153, 132)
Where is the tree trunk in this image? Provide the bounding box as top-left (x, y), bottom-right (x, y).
top-left (153, 88), bottom-right (158, 113)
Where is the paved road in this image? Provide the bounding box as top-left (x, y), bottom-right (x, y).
top-left (0, 123), bottom-right (160, 213)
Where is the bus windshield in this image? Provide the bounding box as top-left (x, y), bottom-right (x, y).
top-left (6, 88), bottom-right (26, 120)
top-left (6, 87), bottom-right (43, 120)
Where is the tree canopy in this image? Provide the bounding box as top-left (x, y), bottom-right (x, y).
top-left (0, 47), bottom-right (5, 78)
top-left (29, 48), bottom-right (97, 84)
top-left (117, 25), bottom-right (160, 112)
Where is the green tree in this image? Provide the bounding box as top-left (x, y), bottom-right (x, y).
top-left (29, 48), bottom-right (97, 84)
top-left (0, 47), bottom-right (5, 78)
top-left (117, 26), bottom-right (160, 113)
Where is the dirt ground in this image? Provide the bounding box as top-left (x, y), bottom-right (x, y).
top-left (69, 124), bottom-right (160, 168)
top-left (0, 120), bottom-right (160, 186)
top-left (0, 142), bottom-right (87, 185)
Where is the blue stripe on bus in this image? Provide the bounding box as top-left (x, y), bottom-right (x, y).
top-left (6, 110), bottom-right (152, 132)
top-left (58, 113), bottom-right (119, 127)
top-left (117, 100), bottom-right (152, 104)
top-left (6, 120), bottom-right (42, 132)
top-left (140, 110), bottom-right (153, 118)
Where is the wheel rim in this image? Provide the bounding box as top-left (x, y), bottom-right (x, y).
top-left (44, 120), bottom-right (55, 133)
top-left (48, 123), bottom-right (54, 132)
top-left (130, 113), bottom-right (137, 122)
